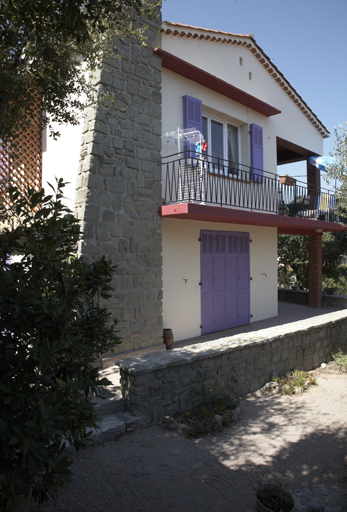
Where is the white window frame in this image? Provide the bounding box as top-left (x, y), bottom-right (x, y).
top-left (202, 114), bottom-right (241, 176)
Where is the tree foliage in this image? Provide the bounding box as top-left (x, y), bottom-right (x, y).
top-left (279, 122), bottom-right (347, 291)
top-left (278, 235), bottom-right (309, 289)
top-left (0, 181), bottom-right (120, 510)
top-left (325, 123), bottom-right (347, 212)
top-left (322, 228), bottom-right (347, 277)
top-left (0, 0), bottom-right (160, 141)
top-left (278, 226), bottom-right (347, 292)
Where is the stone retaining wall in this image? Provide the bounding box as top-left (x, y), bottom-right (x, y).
top-left (119, 310), bottom-right (347, 422)
top-left (278, 287), bottom-right (347, 309)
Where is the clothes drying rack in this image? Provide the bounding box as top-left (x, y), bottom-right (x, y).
top-left (162, 127), bottom-right (204, 157)
top-left (162, 128), bottom-right (206, 203)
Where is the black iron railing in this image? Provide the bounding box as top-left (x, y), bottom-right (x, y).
top-left (162, 153), bottom-right (337, 222)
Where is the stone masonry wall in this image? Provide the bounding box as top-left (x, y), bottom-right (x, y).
top-left (75, 20), bottom-right (163, 356)
top-left (119, 310), bottom-right (347, 422)
top-left (278, 288), bottom-right (347, 309)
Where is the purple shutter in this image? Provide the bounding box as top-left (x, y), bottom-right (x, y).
top-left (236, 234), bottom-right (250, 325)
top-left (250, 123), bottom-right (263, 183)
top-left (201, 232), bottom-right (215, 333)
top-left (183, 95), bottom-right (202, 158)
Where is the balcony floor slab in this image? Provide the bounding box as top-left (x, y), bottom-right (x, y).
top-left (160, 202), bottom-right (347, 235)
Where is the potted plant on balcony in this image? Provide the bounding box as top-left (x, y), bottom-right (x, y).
top-left (278, 201), bottom-right (289, 215)
top-left (278, 175), bottom-right (296, 186)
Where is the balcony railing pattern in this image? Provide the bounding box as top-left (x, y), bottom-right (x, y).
top-left (162, 153), bottom-right (337, 222)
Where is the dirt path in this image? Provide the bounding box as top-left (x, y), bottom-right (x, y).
top-left (26, 364), bottom-right (347, 512)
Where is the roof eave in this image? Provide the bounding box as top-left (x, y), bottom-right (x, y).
top-left (154, 47), bottom-right (281, 118)
top-left (161, 22), bottom-right (330, 138)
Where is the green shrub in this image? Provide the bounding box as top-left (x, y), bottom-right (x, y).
top-left (277, 266), bottom-right (294, 288)
top-left (323, 268), bottom-right (347, 295)
top-left (0, 181), bottom-right (120, 510)
top-left (332, 349), bottom-right (347, 372)
top-left (270, 369), bottom-right (317, 395)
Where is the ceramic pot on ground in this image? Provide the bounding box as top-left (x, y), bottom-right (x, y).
top-left (163, 329), bottom-right (174, 350)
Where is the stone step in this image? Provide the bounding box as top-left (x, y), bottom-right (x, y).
top-left (94, 396), bottom-right (126, 417)
top-left (93, 366), bottom-right (124, 418)
top-left (89, 412), bottom-right (148, 443)
top-left (87, 365), bottom-right (149, 444)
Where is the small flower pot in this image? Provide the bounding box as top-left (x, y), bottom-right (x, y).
top-left (278, 175), bottom-right (296, 186)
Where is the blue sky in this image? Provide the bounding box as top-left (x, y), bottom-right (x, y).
top-left (162, 0), bottom-right (347, 184)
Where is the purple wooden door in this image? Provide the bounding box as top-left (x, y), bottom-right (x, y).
top-left (200, 230), bottom-right (250, 335)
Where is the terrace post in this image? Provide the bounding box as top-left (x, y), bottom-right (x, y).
top-left (308, 233), bottom-right (322, 307)
top-left (307, 160), bottom-right (320, 208)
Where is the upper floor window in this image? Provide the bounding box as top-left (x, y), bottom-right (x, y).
top-left (202, 116), bottom-right (240, 175)
top-left (183, 95), bottom-right (263, 182)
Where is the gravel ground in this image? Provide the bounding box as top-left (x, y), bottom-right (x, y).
top-left (23, 363), bottom-right (347, 512)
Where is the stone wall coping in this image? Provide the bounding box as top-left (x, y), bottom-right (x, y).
top-left (279, 287), bottom-right (347, 299)
top-left (118, 309), bottom-right (347, 375)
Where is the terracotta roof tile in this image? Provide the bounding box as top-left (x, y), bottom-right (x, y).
top-left (162, 21), bottom-right (254, 39)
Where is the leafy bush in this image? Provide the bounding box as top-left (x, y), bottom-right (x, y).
top-left (278, 227), bottom-right (347, 291)
top-left (278, 265), bottom-right (294, 288)
top-left (277, 235), bottom-right (309, 289)
top-left (0, 181), bottom-right (120, 510)
top-left (323, 267), bottom-right (347, 295)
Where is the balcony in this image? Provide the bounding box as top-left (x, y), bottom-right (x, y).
top-left (162, 153), bottom-right (337, 223)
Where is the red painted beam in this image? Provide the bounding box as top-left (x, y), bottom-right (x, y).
top-left (154, 47), bottom-right (281, 118)
top-left (159, 203), bottom-right (347, 235)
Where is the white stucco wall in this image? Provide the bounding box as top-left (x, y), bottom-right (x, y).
top-left (161, 31), bottom-right (325, 167)
top-left (162, 218), bottom-right (278, 341)
top-left (42, 122), bottom-right (82, 209)
top-left (41, 29), bottom-right (325, 210)
top-left (162, 69), bottom-right (265, 169)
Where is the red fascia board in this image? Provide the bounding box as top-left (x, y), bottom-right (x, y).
top-left (154, 47), bottom-right (281, 118)
top-left (159, 203), bottom-right (347, 235)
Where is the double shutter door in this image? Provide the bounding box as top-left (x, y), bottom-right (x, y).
top-left (200, 230), bottom-right (250, 335)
